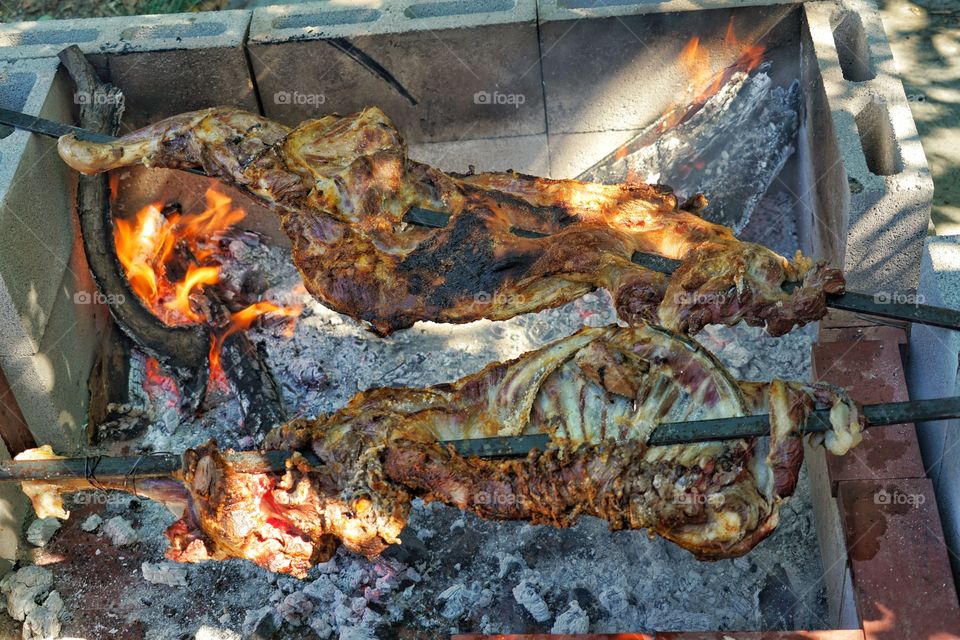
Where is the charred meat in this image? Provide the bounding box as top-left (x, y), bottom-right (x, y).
top-left (58, 107), bottom-right (843, 336)
top-left (19, 324), bottom-right (861, 577)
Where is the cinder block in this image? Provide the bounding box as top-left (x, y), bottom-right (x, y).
top-left (547, 129), bottom-right (642, 179)
top-left (803, 0), bottom-right (933, 293)
top-left (537, 0), bottom-right (799, 22)
top-left (0, 12), bottom-right (257, 130)
top-left (0, 10), bottom-right (251, 60)
top-left (2, 239), bottom-right (104, 453)
top-left (408, 134), bottom-right (549, 175)
top-left (0, 58), bottom-right (75, 361)
top-left (906, 234), bottom-right (960, 584)
top-left (805, 442), bottom-right (858, 629)
top-left (247, 0), bottom-right (544, 143)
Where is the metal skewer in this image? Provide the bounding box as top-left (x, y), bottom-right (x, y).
top-left (5, 108), bottom-right (959, 331)
top-left (2, 396), bottom-right (957, 483)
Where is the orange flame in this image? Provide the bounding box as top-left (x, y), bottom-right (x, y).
top-left (114, 185), bottom-right (303, 387)
top-left (114, 186), bottom-right (245, 326)
top-left (208, 301), bottom-right (303, 386)
top-left (658, 22), bottom-right (767, 133)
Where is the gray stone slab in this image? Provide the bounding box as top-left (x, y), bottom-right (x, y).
top-left (547, 129), bottom-right (642, 179)
top-left (248, 0), bottom-right (544, 143)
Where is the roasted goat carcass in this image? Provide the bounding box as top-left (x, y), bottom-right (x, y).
top-left (58, 107), bottom-right (843, 336)
top-left (19, 324), bottom-right (861, 577)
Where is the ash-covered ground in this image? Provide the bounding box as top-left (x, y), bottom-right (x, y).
top-left (6, 226), bottom-right (828, 638)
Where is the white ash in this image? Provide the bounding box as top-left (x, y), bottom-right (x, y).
top-left (103, 516), bottom-right (138, 547)
top-left (141, 562), bottom-right (188, 587)
top-left (512, 580), bottom-right (552, 623)
top-left (0, 566), bottom-right (53, 622)
top-left (25, 518), bottom-right (60, 548)
top-left (34, 227), bottom-right (829, 637)
top-left (21, 590), bottom-right (63, 640)
top-left (194, 626), bottom-right (241, 640)
top-left (80, 514), bottom-right (102, 532)
top-left (552, 600), bottom-right (590, 634)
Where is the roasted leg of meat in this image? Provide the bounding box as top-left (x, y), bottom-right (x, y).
top-left (58, 107), bottom-right (843, 336)
top-left (19, 324), bottom-right (861, 577)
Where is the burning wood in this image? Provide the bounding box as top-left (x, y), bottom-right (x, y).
top-left (57, 106), bottom-right (843, 338)
top-left (582, 30), bottom-right (799, 234)
top-left (14, 325), bottom-right (862, 578)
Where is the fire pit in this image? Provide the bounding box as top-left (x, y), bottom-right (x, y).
top-left (0, 0), bottom-right (952, 639)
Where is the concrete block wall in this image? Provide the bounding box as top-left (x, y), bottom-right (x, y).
top-left (0, 11), bottom-right (257, 129)
top-left (907, 234), bottom-right (960, 586)
top-left (0, 58), bottom-right (105, 453)
top-left (247, 0), bottom-right (545, 146)
top-left (802, 0), bottom-right (933, 294)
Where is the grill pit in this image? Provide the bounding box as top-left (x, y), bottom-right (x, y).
top-left (0, 0), bottom-right (937, 637)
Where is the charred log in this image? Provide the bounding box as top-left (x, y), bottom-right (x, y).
top-left (57, 46), bottom-right (209, 412)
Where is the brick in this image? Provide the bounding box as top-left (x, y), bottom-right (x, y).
top-left (248, 0), bottom-right (544, 144)
top-left (812, 339), bottom-right (925, 483)
top-left (0, 57), bottom-right (75, 361)
top-left (0, 438), bottom-right (28, 576)
top-left (453, 635), bottom-right (653, 640)
top-left (657, 632), bottom-right (864, 639)
top-left (837, 479), bottom-right (960, 640)
top-left (818, 325), bottom-right (906, 345)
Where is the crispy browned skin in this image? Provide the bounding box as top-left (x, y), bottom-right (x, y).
top-left (58, 107), bottom-right (843, 336)
top-left (18, 325), bottom-right (861, 577)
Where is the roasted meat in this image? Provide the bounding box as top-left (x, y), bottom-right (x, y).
top-left (19, 324), bottom-right (861, 577)
top-left (58, 107), bottom-right (843, 336)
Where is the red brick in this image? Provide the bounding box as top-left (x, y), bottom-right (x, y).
top-left (452, 635), bottom-right (653, 639)
top-left (811, 340), bottom-right (925, 484)
top-left (819, 310), bottom-right (906, 332)
top-left (818, 326), bottom-right (906, 346)
top-left (837, 479), bottom-right (960, 640)
top-left (656, 632), bottom-right (863, 639)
